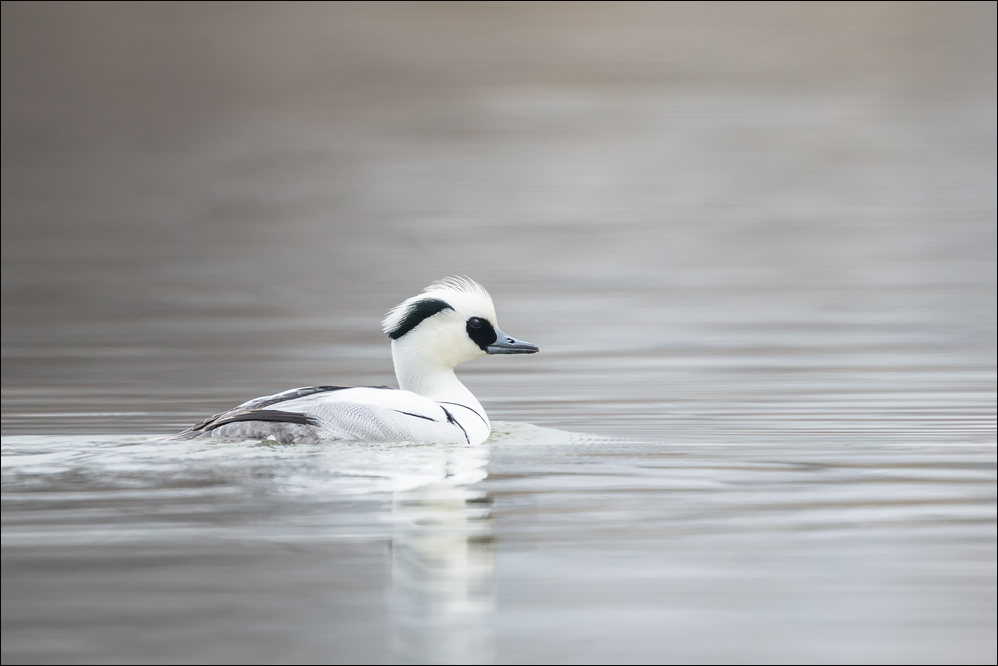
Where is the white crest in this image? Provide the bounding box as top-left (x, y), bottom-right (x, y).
top-left (382, 276), bottom-right (497, 336)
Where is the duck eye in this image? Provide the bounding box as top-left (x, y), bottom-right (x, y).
top-left (468, 317), bottom-right (484, 329)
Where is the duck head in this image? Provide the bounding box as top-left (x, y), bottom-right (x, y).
top-left (382, 277), bottom-right (538, 397)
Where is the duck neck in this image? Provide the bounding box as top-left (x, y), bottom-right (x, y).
top-left (390, 340), bottom-right (488, 424)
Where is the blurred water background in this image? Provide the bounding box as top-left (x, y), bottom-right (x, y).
top-left (2, 2), bottom-right (996, 663)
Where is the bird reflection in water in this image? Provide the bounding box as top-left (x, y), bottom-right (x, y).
top-left (390, 478), bottom-right (495, 664)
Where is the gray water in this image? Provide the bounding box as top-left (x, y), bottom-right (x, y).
top-left (2, 3), bottom-right (996, 663)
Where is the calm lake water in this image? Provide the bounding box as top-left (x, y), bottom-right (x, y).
top-left (2, 3), bottom-right (995, 663)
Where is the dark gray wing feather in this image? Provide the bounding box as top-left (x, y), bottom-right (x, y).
top-left (237, 385), bottom-right (393, 410)
top-left (208, 409), bottom-right (319, 428)
top-left (176, 385), bottom-right (395, 438)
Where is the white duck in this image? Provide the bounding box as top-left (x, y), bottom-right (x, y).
top-left (176, 277), bottom-right (538, 445)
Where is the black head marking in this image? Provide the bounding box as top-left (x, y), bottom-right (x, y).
top-left (388, 298), bottom-right (454, 340)
top-left (466, 316), bottom-right (498, 351)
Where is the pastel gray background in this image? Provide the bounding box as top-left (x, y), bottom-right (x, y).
top-left (2, 3), bottom-right (995, 663)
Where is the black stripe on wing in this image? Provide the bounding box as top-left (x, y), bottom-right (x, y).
top-left (238, 385), bottom-right (394, 411)
top-left (208, 409), bottom-right (320, 429)
top-left (391, 410), bottom-right (439, 422)
top-left (180, 409), bottom-right (320, 435)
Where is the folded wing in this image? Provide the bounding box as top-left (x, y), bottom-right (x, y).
top-left (176, 386), bottom-right (467, 444)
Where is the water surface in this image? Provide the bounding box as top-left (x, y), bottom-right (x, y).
top-left (2, 3), bottom-right (995, 663)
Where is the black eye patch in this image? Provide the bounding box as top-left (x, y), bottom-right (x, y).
top-left (466, 317), bottom-right (497, 351)
top-left (388, 299), bottom-right (454, 340)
